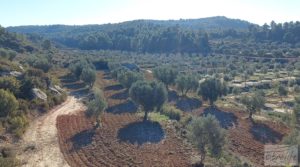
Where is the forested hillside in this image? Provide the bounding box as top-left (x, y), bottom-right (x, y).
top-left (0, 26), bottom-right (36, 53)
top-left (6, 16), bottom-right (300, 57)
top-left (7, 16), bottom-right (251, 54)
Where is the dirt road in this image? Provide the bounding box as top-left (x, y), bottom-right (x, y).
top-left (17, 96), bottom-right (85, 167)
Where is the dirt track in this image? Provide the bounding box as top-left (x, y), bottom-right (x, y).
top-left (17, 96), bottom-right (85, 167)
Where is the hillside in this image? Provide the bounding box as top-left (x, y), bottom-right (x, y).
top-left (0, 26), bottom-right (37, 53)
top-left (6, 16), bottom-right (252, 54)
top-left (7, 16), bottom-right (252, 34)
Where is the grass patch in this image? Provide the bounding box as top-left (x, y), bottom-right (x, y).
top-left (137, 112), bottom-right (169, 122)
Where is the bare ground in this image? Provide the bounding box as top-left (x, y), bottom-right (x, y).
top-left (17, 96), bottom-right (85, 167)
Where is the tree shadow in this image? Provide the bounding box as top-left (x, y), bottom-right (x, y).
top-left (106, 100), bottom-right (138, 114)
top-left (103, 72), bottom-right (113, 80)
top-left (202, 107), bottom-right (238, 129)
top-left (250, 123), bottom-right (283, 144)
top-left (168, 90), bottom-right (179, 102)
top-left (63, 82), bottom-right (86, 90)
top-left (70, 88), bottom-right (90, 97)
top-left (104, 84), bottom-right (123, 91)
top-left (110, 90), bottom-right (128, 100)
top-left (176, 97), bottom-right (202, 112)
top-left (59, 74), bottom-right (77, 84)
top-left (117, 121), bottom-right (165, 145)
top-left (69, 129), bottom-right (95, 151)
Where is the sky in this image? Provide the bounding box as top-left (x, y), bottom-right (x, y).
top-left (0, 0), bottom-right (299, 27)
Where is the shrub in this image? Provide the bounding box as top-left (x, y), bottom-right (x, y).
top-left (0, 89), bottom-right (19, 117)
top-left (180, 114), bottom-right (192, 127)
top-left (232, 87), bottom-right (241, 95)
top-left (0, 77), bottom-right (20, 96)
top-left (27, 55), bottom-right (52, 72)
top-left (8, 115), bottom-right (29, 137)
top-left (161, 105), bottom-right (182, 121)
top-left (0, 157), bottom-right (19, 167)
top-left (0, 147), bottom-right (19, 167)
top-left (294, 85), bottom-right (300, 93)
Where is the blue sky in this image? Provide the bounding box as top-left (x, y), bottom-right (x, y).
top-left (0, 0), bottom-right (299, 27)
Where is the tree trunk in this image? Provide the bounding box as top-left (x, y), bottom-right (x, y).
top-left (184, 88), bottom-right (190, 96)
top-left (249, 111), bottom-right (253, 120)
top-left (199, 152), bottom-right (205, 166)
top-left (95, 118), bottom-right (101, 129)
top-left (209, 100), bottom-right (214, 106)
top-left (143, 111), bottom-right (149, 121)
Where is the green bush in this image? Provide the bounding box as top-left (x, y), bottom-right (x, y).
top-left (0, 77), bottom-right (20, 96)
top-left (180, 114), bottom-right (192, 127)
top-left (9, 115), bottom-right (29, 137)
top-left (0, 89), bottom-right (19, 117)
top-left (232, 87), bottom-right (241, 95)
top-left (0, 147), bottom-right (19, 167)
top-left (161, 105), bottom-right (182, 121)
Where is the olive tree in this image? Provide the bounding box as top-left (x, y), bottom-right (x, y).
top-left (198, 78), bottom-right (227, 106)
top-left (277, 84), bottom-right (288, 107)
top-left (69, 59), bottom-right (94, 79)
top-left (81, 68), bottom-right (96, 88)
top-left (153, 66), bottom-right (178, 90)
top-left (292, 96), bottom-right (300, 128)
top-left (86, 88), bottom-right (107, 128)
top-left (240, 92), bottom-right (265, 120)
top-left (0, 89), bottom-right (19, 117)
top-left (188, 115), bottom-right (225, 165)
top-left (176, 74), bottom-right (198, 96)
top-left (129, 81), bottom-right (167, 121)
top-left (117, 71), bottom-right (143, 89)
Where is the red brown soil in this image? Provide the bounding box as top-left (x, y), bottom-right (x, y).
top-left (57, 113), bottom-right (193, 167)
top-left (195, 108), bottom-right (290, 166)
top-left (57, 70), bottom-right (290, 167)
top-left (228, 110), bottom-right (289, 166)
top-left (57, 71), bottom-right (194, 167)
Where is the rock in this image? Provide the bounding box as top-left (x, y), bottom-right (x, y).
top-left (54, 85), bottom-right (64, 92)
top-left (9, 71), bottom-right (22, 77)
top-left (32, 88), bottom-right (47, 101)
top-left (49, 86), bottom-right (61, 95)
top-left (19, 65), bottom-right (25, 71)
top-left (0, 71), bottom-right (22, 77)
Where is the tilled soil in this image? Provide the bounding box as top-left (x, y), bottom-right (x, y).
top-left (57, 113), bottom-right (194, 167)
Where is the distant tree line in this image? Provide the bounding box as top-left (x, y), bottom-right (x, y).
top-left (54, 25), bottom-right (211, 54)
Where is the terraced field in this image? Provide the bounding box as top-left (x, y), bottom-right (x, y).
top-left (57, 70), bottom-right (290, 167)
top-left (57, 112), bottom-right (194, 167)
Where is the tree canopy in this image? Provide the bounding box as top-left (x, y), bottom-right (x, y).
top-left (188, 115), bottom-right (225, 165)
top-left (81, 68), bottom-right (96, 88)
top-left (129, 81), bottom-right (167, 121)
top-left (198, 78), bottom-right (227, 105)
top-left (117, 70), bottom-right (143, 89)
top-left (176, 74), bottom-right (199, 96)
top-left (240, 92), bottom-right (265, 119)
top-left (153, 66), bottom-right (178, 89)
top-left (86, 88), bottom-right (107, 128)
